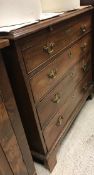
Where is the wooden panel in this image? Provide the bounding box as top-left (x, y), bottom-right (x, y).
top-left (22, 14), bottom-right (92, 74)
top-left (30, 34), bottom-right (92, 103)
top-left (0, 145), bottom-right (13, 175)
top-left (0, 47), bottom-right (36, 175)
top-left (0, 51), bottom-right (36, 175)
top-left (0, 96), bottom-right (28, 175)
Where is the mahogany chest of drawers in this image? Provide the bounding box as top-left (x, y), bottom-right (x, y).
top-left (0, 39), bottom-right (36, 175)
top-left (2, 6), bottom-right (94, 172)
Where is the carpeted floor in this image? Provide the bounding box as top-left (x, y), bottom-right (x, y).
top-left (35, 97), bottom-right (94, 175)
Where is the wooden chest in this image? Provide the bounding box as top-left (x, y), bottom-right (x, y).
top-left (0, 39), bottom-right (36, 175)
top-left (2, 6), bottom-right (94, 172)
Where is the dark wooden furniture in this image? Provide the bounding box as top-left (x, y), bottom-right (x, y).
top-left (1, 6), bottom-right (94, 172)
top-left (0, 39), bottom-right (36, 175)
top-left (80, 0), bottom-right (94, 6)
top-left (80, 0), bottom-right (94, 82)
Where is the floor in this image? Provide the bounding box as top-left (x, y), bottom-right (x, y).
top-left (35, 97), bottom-right (94, 175)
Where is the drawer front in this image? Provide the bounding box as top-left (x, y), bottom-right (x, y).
top-left (43, 71), bottom-right (92, 150)
top-left (30, 34), bottom-right (92, 103)
top-left (45, 14), bottom-right (92, 58)
top-left (37, 55), bottom-right (92, 128)
top-left (22, 15), bottom-right (92, 74)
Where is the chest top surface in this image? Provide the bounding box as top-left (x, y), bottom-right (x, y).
top-left (0, 6), bottom-right (93, 40)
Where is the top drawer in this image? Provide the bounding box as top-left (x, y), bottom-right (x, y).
top-left (21, 15), bottom-right (92, 74)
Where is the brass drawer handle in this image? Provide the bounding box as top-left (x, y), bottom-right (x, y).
top-left (48, 69), bottom-right (57, 79)
top-left (82, 64), bottom-right (89, 72)
top-left (81, 42), bottom-right (87, 51)
top-left (49, 26), bottom-right (54, 31)
top-left (70, 71), bottom-right (75, 78)
top-left (68, 50), bottom-right (72, 59)
top-left (52, 93), bottom-right (61, 104)
top-left (83, 84), bottom-right (88, 91)
top-left (80, 25), bottom-right (87, 33)
top-left (83, 81), bottom-right (92, 92)
top-left (56, 116), bottom-right (64, 126)
top-left (64, 28), bottom-right (71, 34)
top-left (43, 42), bottom-right (55, 54)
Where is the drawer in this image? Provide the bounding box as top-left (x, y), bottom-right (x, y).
top-left (30, 34), bottom-right (92, 103)
top-left (46, 14), bottom-right (92, 58)
top-left (22, 15), bottom-right (92, 74)
top-left (43, 71), bottom-right (92, 150)
top-left (37, 55), bottom-right (92, 128)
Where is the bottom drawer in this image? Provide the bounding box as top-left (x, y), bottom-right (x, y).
top-left (43, 71), bottom-right (92, 150)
